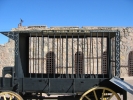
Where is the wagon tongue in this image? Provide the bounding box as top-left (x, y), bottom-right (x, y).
top-left (110, 76), bottom-right (133, 94)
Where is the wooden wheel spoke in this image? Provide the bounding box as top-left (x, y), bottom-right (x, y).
top-left (10, 94), bottom-right (12, 100)
top-left (0, 91), bottom-right (23, 100)
top-left (93, 90), bottom-right (98, 100)
top-left (3, 95), bottom-right (7, 100)
top-left (80, 87), bottom-right (121, 100)
top-left (107, 93), bottom-right (114, 100)
top-left (85, 95), bottom-right (91, 100)
top-left (101, 89), bottom-right (105, 99)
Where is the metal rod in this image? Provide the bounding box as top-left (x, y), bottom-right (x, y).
top-left (81, 37), bottom-right (83, 78)
top-left (96, 32), bottom-right (98, 78)
top-left (111, 38), bottom-right (113, 76)
top-left (87, 36), bottom-right (88, 75)
top-left (33, 37), bottom-right (35, 75)
top-left (101, 32), bottom-right (104, 78)
top-left (92, 37), bottom-right (94, 76)
top-left (57, 38), bottom-right (58, 74)
top-left (77, 33), bottom-right (79, 78)
top-left (41, 33), bottom-right (44, 78)
top-left (29, 33), bottom-right (31, 78)
top-left (108, 32), bottom-right (111, 78)
top-left (62, 38), bottom-right (63, 77)
top-left (47, 33), bottom-right (49, 78)
top-left (83, 33), bottom-right (85, 78)
top-left (35, 33), bottom-right (37, 78)
top-left (72, 33), bottom-right (74, 78)
top-left (38, 36), bottom-right (39, 77)
top-left (59, 33), bottom-right (61, 77)
top-left (66, 33), bottom-right (68, 78)
top-left (90, 32), bottom-right (92, 76)
top-left (53, 33), bottom-right (55, 78)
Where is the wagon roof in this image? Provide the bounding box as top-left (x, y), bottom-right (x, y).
top-left (0, 26), bottom-right (119, 38)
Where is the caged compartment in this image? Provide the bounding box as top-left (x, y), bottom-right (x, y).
top-left (0, 27), bottom-right (127, 100)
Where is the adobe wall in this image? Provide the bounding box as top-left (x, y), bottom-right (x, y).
top-left (0, 27), bottom-right (133, 77)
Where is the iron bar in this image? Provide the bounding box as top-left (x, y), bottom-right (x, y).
top-left (83, 33), bottom-right (85, 78)
top-left (53, 33), bottom-right (55, 78)
top-left (111, 38), bottom-right (113, 77)
top-left (87, 36), bottom-right (88, 75)
top-left (29, 33), bottom-right (31, 78)
top-left (66, 33), bottom-right (68, 78)
top-left (59, 33), bottom-right (61, 77)
top-left (33, 36), bottom-right (35, 75)
top-left (96, 32), bottom-right (98, 78)
top-left (101, 32), bottom-right (104, 78)
top-left (41, 33), bottom-right (44, 78)
top-left (90, 32), bottom-right (92, 76)
top-left (57, 38), bottom-right (58, 74)
top-left (108, 32), bottom-right (111, 78)
top-left (62, 38), bottom-right (63, 78)
top-left (38, 36), bottom-right (39, 77)
top-left (47, 33), bottom-right (49, 78)
top-left (92, 35), bottom-right (94, 76)
top-left (77, 33), bottom-right (79, 78)
top-left (72, 33), bottom-right (74, 78)
top-left (35, 33), bottom-right (37, 78)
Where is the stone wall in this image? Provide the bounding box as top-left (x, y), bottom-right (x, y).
top-left (0, 39), bottom-right (14, 76)
top-left (0, 27), bottom-right (133, 77)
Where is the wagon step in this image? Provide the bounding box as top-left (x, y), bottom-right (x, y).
top-left (110, 76), bottom-right (133, 94)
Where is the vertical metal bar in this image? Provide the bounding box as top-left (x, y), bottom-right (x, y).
top-left (96, 32), bottom-right (98, 78)
top-left (29, 33), bottom-right (31, 78)
top-left (41, 33), bottom-right (44, 78)
top-left (62, 38), bottom-right (63, 77)
top-left (59, 34), bottom-right (61, 78)
top-left (92, 36), bottom-right (94, 76)
top-left (107, 32), bottom-right (111, 78)
top-left (35, 33), bottom-right (37, 78)
top-left (33, 37), bottom-right (35, 76)
top-left (90, 32), bottom-right (92, 77)
top-left (72, 33), bottom-right (74, 78)
top-left (101, 32), bottom-right (104, 78)
top-left (111, 38), bottom-right (113, 77)
top-left (47, 33), bottom-right (49, 78)
top-left (81, 37), bottom-right (83, 78)
top-left (77, 33), bottom-right (79, 78)
top-left (83, 33), bottom-right (85, 78)
top-left (87, 36), bottom-right (88, 75)
top-left (53, 33), bottom-right (55, 78)
top-left (38, 36), bottom-right (39, 77)
top-left (66, 33), bottom-right (68, 78)
top-left (57, 38), bottom-right (58, 74)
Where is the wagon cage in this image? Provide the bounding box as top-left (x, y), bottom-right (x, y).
top-left (0, 26), bottom-right (130, 100)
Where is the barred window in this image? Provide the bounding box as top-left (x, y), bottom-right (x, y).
top-left (128, 51), bottom-right (133, 76)
top-left (46, 51), bottom-right (55, 74)
top-left (102, 51), bottom-right (107, 74)
top-left (75, 51), bottom-right (84, 74)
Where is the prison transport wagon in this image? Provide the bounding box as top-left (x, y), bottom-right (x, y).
top-left (0, 26), bottom-right (129, 100)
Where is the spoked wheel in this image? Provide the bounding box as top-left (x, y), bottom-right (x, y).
top-left (0, 91), bottom-right (23, 100)
top-left (80, 86), bottom-right (121, 100)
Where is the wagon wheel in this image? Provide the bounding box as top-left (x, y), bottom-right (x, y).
top-left (80, 86), bottom-right (121, 100)
top-left (0, 91), bottom-right (23, 100)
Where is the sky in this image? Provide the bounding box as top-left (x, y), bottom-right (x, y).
top-left (0, 0), bottom-right (133, 44)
